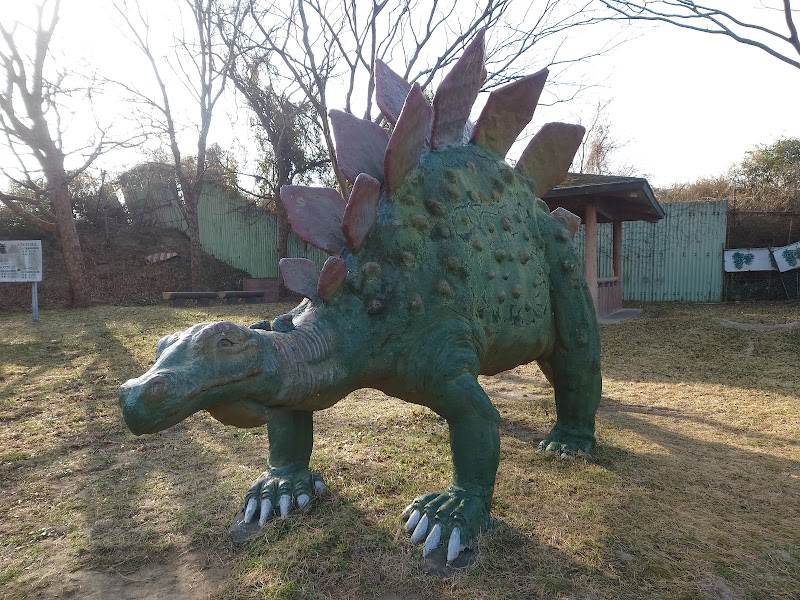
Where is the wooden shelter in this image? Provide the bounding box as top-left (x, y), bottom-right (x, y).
top-left (544, 174), bottom-right (665, 317)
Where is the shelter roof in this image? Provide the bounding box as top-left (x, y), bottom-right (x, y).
top-left (543, 173), bottom-right (665, 223)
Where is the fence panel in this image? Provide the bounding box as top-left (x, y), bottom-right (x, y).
top-left (197, 187), bottom-right (328, 278)
top-left (136, 185), bottom-right (727, 300)
top-left (123, 181), bottom-right (186, 230)
top-left (574, 201), bottom-right (727, 302)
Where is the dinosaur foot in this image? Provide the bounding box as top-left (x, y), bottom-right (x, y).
top-left (538, 422), bottom-right (595, 458)
top-left (242, 467), bottom-right (326, 527)
top-left (401, 486), bottom-right (489, 565)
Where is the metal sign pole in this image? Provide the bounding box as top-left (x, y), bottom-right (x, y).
top-left (32, 281), bottom-right (39, 322)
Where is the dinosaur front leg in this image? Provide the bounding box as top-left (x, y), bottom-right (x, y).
top-left (243, 409), bottom-right (326, 526)
top-left (402, 374), bottom-right (500, 563)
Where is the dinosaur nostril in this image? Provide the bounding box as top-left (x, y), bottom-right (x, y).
top-left (148, 377), bottom-right (168, 398)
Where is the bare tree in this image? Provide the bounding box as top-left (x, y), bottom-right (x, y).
top-left (224, 0), bottom-right (617, 195)
top-left (573, 99), bottom-right (637, 176)
top-left (0, 0), bottom-right (118, 307)
top-left (228, 58), bottom-right (330, 294)
top-left (114, 0), bottom-right (234, 290)
top-left (597, 1), bottom-right (800, 70)
top-left (218, 1), bottom-right (333, 292)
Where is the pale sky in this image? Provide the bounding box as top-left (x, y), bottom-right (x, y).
top-left (566, 21), bottom-right (800, 187)
top-left (1, 0), bottom-right (798, 190)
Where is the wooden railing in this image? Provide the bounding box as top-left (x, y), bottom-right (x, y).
top-left (596, 277), bottom-right (622, 317)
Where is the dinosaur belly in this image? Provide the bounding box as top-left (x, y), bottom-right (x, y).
top-left (207, 399), bottom-right (271, 428)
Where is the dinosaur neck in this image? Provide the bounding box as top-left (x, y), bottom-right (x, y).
top-left (267, 318), bottom-right (348, 408)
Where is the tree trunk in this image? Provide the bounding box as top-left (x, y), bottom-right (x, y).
top-left (50, 178), bottom-right (90, 307)
top-left (185, 195), bottom-right (203, 291)
top-left (276, 196), bottom-right (290, 298)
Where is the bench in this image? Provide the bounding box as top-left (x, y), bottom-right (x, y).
top-left (162, 291), bottom-right (265, 306)
top-left (162, 291), bottom-right (219, 306)
top-left (217, 290), bottom-right (265, 304)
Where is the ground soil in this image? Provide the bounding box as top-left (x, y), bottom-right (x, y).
top-left (25, 544), bottom-right (229, 600)
top-left (0, 220), bottom-right (249, 311)
top-left (2, 218), bottom-right (798, 598)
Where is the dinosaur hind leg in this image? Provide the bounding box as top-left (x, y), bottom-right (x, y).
top-left (538, 217), bottom-right (602, 454)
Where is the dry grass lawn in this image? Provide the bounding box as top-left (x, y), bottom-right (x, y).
top-left (0, 301), bottom-right (798, 599)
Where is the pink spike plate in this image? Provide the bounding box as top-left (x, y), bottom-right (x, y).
top-left (317, 256), bottom-right (347, 302)
top-left (342, 173), bottom-right (381, 253)
top-left (375, 59), bottom-right (412, 126)
top-left (384, 83), bottom-right (432, 199)
top-left (517, 123), bottom-right (586, 198)
top-left (279, 258), bottom-right (320, 298)
top-left (281, 185), bottom-right (347, 255)
top-left (471, 68), bottom-right (548, 158)
top-left (329, 109), bottom-right (389, 183)
top-left (430, 29), bottom-right (486, 150)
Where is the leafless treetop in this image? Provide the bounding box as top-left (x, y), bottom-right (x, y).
top-left (597, 1), bottom-right (799, 70)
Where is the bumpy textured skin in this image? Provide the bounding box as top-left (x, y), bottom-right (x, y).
top-left (119, 33), bottom-right (601, 563)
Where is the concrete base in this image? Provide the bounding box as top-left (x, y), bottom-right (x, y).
top-left (598, 308), bottom-right (643, 325)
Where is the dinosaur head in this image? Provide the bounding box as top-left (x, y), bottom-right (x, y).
top-left (118, 321), bottom-right (272, 435)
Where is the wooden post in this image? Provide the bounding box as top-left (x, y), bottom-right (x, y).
top-left (584, 202), bottom-right (598, 310)
top-left (612, 220), bottom-right (623, 279)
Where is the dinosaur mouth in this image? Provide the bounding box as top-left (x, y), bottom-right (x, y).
top-left (119, 369), bottom-right (263, 435)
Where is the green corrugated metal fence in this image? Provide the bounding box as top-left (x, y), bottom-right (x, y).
top-left (125, 184), bottom-right (327, 277)
top-left (129, 183), bottom-right (727, 300)
top-left (574, 201), bottom-right (728, 302)
top-left (197, 188), bottom-right (327, 277)
top-left (123, 180), bottom-right (186, 229)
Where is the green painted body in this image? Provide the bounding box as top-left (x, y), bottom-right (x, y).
top-left (119, 142), bottom-right (601, 554)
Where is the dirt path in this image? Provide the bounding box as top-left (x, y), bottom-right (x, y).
top-left (23, 546), bottom-right (229, 599)
top-left (718, 318), bottom-right (800, 332)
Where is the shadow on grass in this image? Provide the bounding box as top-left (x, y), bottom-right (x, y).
top-left (0, 311), bottom-right (244, 598)
top-left (599, 306), bottom-right (800, 401)
top-left (490, 376), bottom-right (798, 599)
top-left (592, 396), bottom-right (800, 598)
top-left (224, 488), bottom-right (606, 600)
top-left (71, 321), bottom-right (241, 573)
top-left (499, 413), bottom-right (548, 446)
top-left (601, 398), bottom-right (799, 448)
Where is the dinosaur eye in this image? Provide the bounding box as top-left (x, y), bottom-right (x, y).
top-left (217, 338), bottom-right (234, 348)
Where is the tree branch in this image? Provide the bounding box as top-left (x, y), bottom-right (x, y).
top-left (598, 1), bottom-right (800, 70)
top-left (0, 193), bottom-right (57, 232)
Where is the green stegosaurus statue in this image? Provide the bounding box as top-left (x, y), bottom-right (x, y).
top-left (120, 29), bottom-right (601, 565)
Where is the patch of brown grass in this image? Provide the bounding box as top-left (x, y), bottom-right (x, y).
top-left (0, 301), bottom-right (798, 599)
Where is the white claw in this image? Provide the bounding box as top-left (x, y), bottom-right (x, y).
top-left (422, 523), bottom-right (442, 557)
top-left (447, 527), bottom-right (462, 564)
top-left (401, 503), bottom-right (414, 520)
top-left (405, 509), bottom-right (421, 533)
top-left (313, 479), bottom-right (327, 494)
top-left (244, 498), bottom-right (258, 523)
top-left (258, 499), bottom-right (273, 527)
top-left (297, 493), bottom-right (311, 509)
top-left (279, 494), bottom-right (291, 518)
top-left (410, 514), bottom-right (429, 544)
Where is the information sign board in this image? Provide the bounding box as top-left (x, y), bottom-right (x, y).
top-left (772, 241), bottom-right (800, 272)
top-left (0, 240), bottom-right (43, 282)
top-left (723, 248), bottom-right (775, 272)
